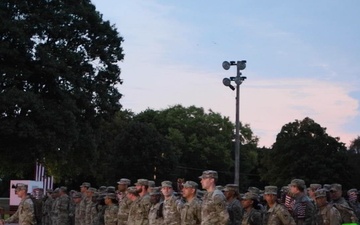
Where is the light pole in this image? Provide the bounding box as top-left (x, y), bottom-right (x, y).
top-left (222, 60), bottom-right (247, 186)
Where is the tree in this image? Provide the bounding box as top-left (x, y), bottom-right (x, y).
top-left (0, 0), bottom-right (124, 179)
top-left (135, 105), bottom-right (259, 186)
top-left (349, 136), bottom-right (360, 154)
top-left (260, 117), bottom-right (352, 187)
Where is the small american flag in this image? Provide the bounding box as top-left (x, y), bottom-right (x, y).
top-left (35, 161), bottom-right (54, 190)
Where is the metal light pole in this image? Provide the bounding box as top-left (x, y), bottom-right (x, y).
top-left (222, 60), bottom-right (247, 186)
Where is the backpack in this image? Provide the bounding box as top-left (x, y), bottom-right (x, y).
top-left (333, 203), bottom-right (359, 223)
top-left (29, 196), bottom-right (41, 225)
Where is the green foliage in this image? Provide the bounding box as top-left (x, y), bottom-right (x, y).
top-left (0, 0), bottom-right (124, 179)
top-left (260, 117), bottom-right (351, 187)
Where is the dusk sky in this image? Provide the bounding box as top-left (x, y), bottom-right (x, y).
top-left (92, 0), bottom-right (360, 147)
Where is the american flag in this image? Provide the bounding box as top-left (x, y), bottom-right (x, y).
top-left (35, 161), bottom-right (54, 190)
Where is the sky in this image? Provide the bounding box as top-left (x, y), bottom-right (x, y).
top-left (91, 0), bottom-right (360, 148)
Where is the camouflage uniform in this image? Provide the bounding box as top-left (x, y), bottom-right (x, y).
top-left (263, 202), bottom-right (296, 225)
top-left (105, 204), bottom-right (119, 225)
top-left (75, 203), bottom-right (82, 225)
top-left (163, 195), bottom-right (181, 225)
top-left (315, 204), bottom-right (341, 225)
top-left (241, 208), bottom-right (262, 225)
top-left (180, 196), bottom-right (202, 225)
top-left (117, 195), bottom-right (133, 225)
top-left (148, 202), bottom-right (164, 225)
top-left (86, 198), bottom-right (94, 225)
top-left (4, 195), bottom-right (36, 225)
top-left (42, 195), bottom-right (54, 225)
top-left (57, 193), bottom-right (71, 225)
top-left (52, 196), bottom-right (60, 225)
top-left (128, 194), bottom-right (151, 225)
top-left (201, 189), bottom-right (229, 225)
top-left (79, 195), bottom-right (88, 225)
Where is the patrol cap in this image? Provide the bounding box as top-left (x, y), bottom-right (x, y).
top-left (72, 192), bottom-right (82, 198)
top-left (98, 186), bottom-right (107, 192)
top-left (309, 184), bottom-right (322, 191)
top-left (290, 179), bottom-right (306, 190)
top-left (87, 187), bottom-right (97, 193)
top-left (59, 186), bottom-right (67, 192)
top-left (348, 188), bottom-right (358, 195)
top-left (216, 185), bottom-right (224, 191)
top-left (148, 180), bottom-right (156, 187)
top-left (80, 182), bottom-right (91, 188)
top-left (149, 187), bottom-right (161, 196)
top-left (183, 181), bottom-right (198, 189)
top-left (46, 189), bottom-right (53, 194)
top-left (134, 179), bottom-right (149, 186)
top-left (15, 183), bottom-right (28, 190)
top-left (323, 184), bottom-right (331, 191)
top-left (161, 181), bottom-right (172, 188)
top-left (198, 170), bottom-right (218, 180)
top-left (330, 183), bottom-right (342, 192)
top-left (281, 186), bottom-right (289, 193)
top-left (105, 193), bottom-right (116, 199)
top-left (241, 192), bottom-right (258, 200)
top-left (264, 186), bottom-right (278, 195)
top-left (315, 189), bottom-right (327, 198)
top-left (248, 186), bottom-right (260, 195)
top-left (53, 188), bottom-right (60, 193)
top-left (223, 184), bottom-right (239, 192)
top-left (127, 186), bottom-right (138, 194)
top-left (106, 186), bottom-right (116, 193)
top-left (117, 178), bottom-right (131, 185)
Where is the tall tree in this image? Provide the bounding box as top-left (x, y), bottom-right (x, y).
top-left (0, 0), bottom-right (124, 179)
top-left (260, 117), bottom-right (352, 187)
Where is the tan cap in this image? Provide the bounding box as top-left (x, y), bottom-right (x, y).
top-left (198, 170), bottom-right (218, 179)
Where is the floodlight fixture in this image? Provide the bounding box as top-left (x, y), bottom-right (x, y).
top-left (223, 78), bottom-right (235, 90)
top-left (222, 61), bottom-right (231, 70)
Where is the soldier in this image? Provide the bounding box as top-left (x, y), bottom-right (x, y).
top-left (96, 193), bottom-right (107, 225)
top-left (347, 188), bottom-right (360, 221)
top-left (263, 186), bottom-right (296, 225)
top-left (73, 192), bottom-right (83, 225)
top-left (134, 179), bottom-right (152, 224)
top-left (307, 184), bottom-right (321, 202)
top-left (57, 186), bottom-right (71, 225)
top-left (161, 180), bottom-right (181, 225)
top-left (51, 188), bottom-right (60, 225)
top-left (148, 187), bottom-right (164, 225)
top-left (314, 189), bottom-right (341, 225)
top-left (0, 183), bottom-right (36, 225)
top-left (127, 186), bottom-right (141, 225)
top-left (80, 182), bottom-right (91, 225)
top-left (42, 189), bottom-right (54, 225)
top-left (289, 179), bottom-right (315, 225)
top-left (223, 184), bottom-right (242, 225)
top-left (240, 192), bottom-right (262, 225)
top-left (329, 183), bottom-right (350, 207)
top-left (199, 170), bottom-right (229, 225)
top-left (104, 193), bottom-right (119, 225)
top-left (117, 178), bottom-right (132, 225)
top-left (91, 192), bottom-right (100, 225)
top-left (86, 187), bottom-right (97, 225)
top-left (180, 181), bottom-right (202, 225)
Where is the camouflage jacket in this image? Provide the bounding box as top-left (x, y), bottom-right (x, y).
top-left (180, 197), bottom-right (202, 225)
top-left (5, 196), bottom-right (36, 225)
top-left (263, 203), bottom-right (296, 225)
top-left (201, 189), bottom-right (229, 225)
top-left (104, 204), bottom-right (119, 225)
top-left (117, 195), bottom-right (133, 225)
top-left (127, 195), bottom-right (151, 225)
top-left (149, 202), bottom-right (164, 225)
top-left (163, 195), bottom-right (181, 225)
top-left (241, 208), bottom-right (262, 225)
top-left (316, 204), bottom-right (341, 225)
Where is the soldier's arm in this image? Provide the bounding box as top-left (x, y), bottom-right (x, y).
top-left (329, 207), bottom-right (342, 225)
top-left (4, 208), bottom-right (20, 223)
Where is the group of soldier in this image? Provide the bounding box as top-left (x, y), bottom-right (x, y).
top-left (2, 169), bottom-right (360, 225)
